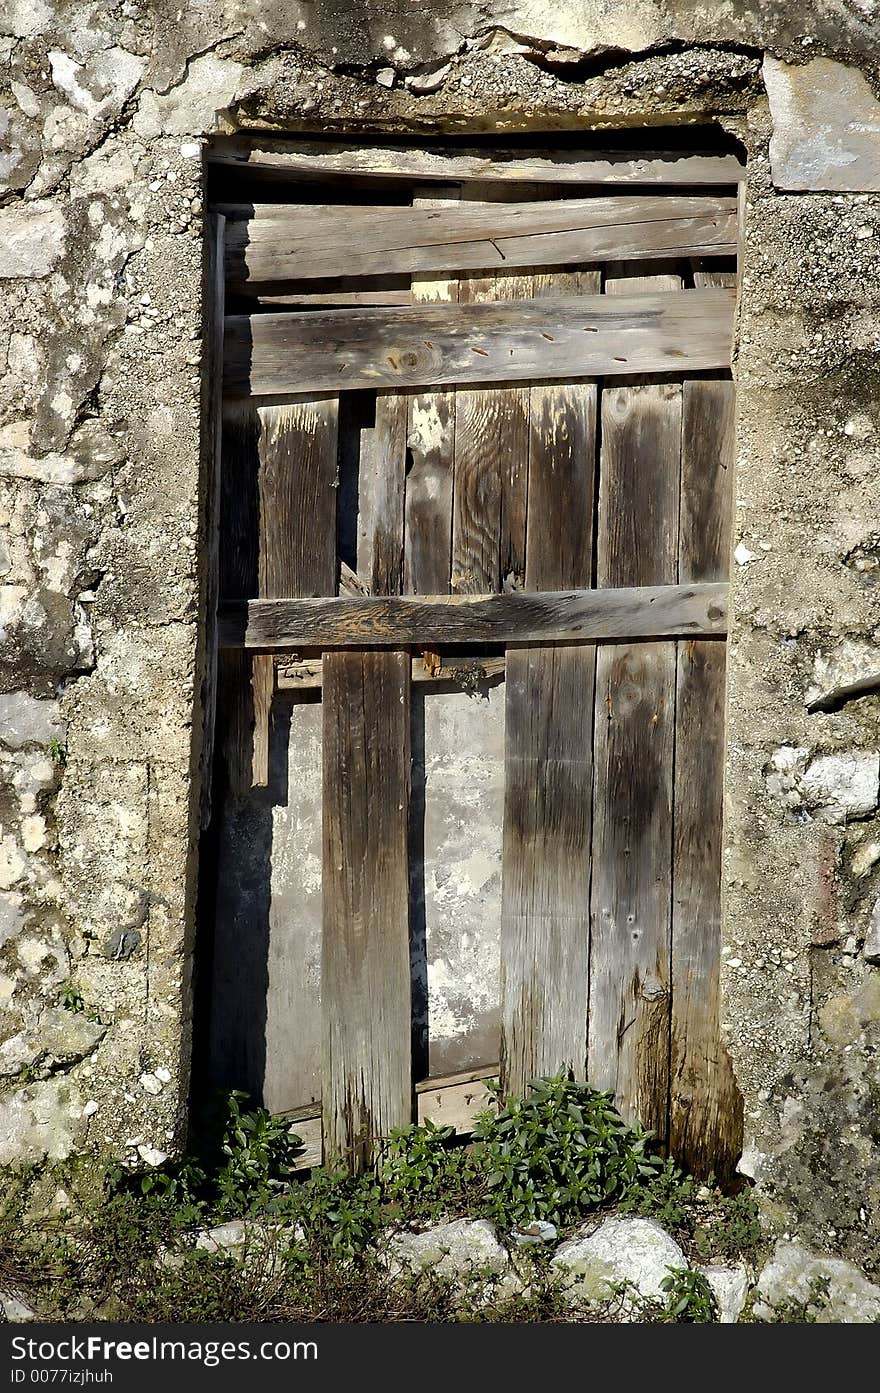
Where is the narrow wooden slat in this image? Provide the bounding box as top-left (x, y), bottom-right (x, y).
top-left (588, 264), bottom-right (684, 1139)
top-left (217, 402), bottom-right (260, 795)
top-left (249, 398), bottom-right (340, 784)
top-left (277, 653), bottom-right (506, 690)
top-left (225, 195), bottom-right (738, 284)
top-left (501, 264), bottom-right (598, 1093)
top-left (219, 582), bottom-right (727, 649)
top-left (357, 393), bottom-right (407, 596)
top-left (322, 649), bottom-right (412, 1169)
top-left (209, 139), bottom-right (746, 186)
top-left (669, 260), bottom-right (742, 1181)
top-left (199, 212), bottom-right (225, 829)
top-left (224, 289), bottom-right (736, 398)
top-left (404, 186), bottom-right (460, 597)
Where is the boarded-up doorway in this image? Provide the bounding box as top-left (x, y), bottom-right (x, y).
top-left (200, 134), bottom-right (745, 1179)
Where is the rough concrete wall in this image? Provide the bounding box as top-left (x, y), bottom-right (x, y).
top-left (1, 0), bottom-right (879, 1273)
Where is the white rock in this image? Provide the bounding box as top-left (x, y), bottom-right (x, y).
top-left (798, 753), bottom-right (880, 825)
top-left (138, 1072), bottom-right (163, 1095)
top-left (388, 1218), bottom-right (510, 1279)
top-left (851, 840), bottom-right (880, 878)
top-left (511, 1219), bottom-right (558, 1246)
top-left (0, 692), bottom-right (63, 750)
top-left (82, 1099), bottom-right (99, 1118)
top-left (376, 67), bottom-right (396, 87)
top-left (179, 141), bottom-right (201, 158)
top-left (137, 1145), bottom-right (168, 1167)
top-left (0, 201), bottom-right (66, 279)
top-left (734, 542), bottom-right (759, 565)
top-left (863, 897), bottom-right (880, 964)
top-left (764, 56), bottom-right (880, 192)
top-left (406, 63), bottom-right (451, 94)
top-left (1, 1290), bottom-right (37, 1322)
top-left (551, 1216), bottom-right (688, 1312)
top-left (805, 640), bottom-right (880, 712)
top-left (698, 1263), bottom-right (749, 1323)
top-left (754, 1240), bottom-right (880, 1322)
top-left (196, 1220), bottom-right (249, 1252)
top-left (154, 1066), bottom-right (172, 1084)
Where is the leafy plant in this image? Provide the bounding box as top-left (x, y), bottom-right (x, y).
top-left (47, 738), bottom-right (67, 766)
top-left (468, 1074), bottom-right (663, 1228)
top-left (657, 1267), bottom-right (718, 1322)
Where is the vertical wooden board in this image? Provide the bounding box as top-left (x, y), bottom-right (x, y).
top-left (357, 391), bottom-right (407, 595)
top-left (322, 649), bottom-right (412, 1168)
top-left (502, 644), bottom-right (594, 1091)
top-left (501, 261), bottom-right (599, 1094)
top-left (670, 639), bottom-right (742, 1180)
top-left (405, 187), bottom-right (459, 597)
top-left (217, 401), bottom-right (260, 795)
top-left (452, 193), bottom-right (530, 595)
top-left (588, 264), bottom-right (682, 1137)
top-left (670, 257), bottom-right (741, 1179)
top-left (257, 398), bottom-right (340, 599)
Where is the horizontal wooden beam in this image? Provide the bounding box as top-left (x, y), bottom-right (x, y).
top-left (209, 140), bottom-right (746, 186)
top-left (277, 653), bottom-right (506, 690)
top-left (224, 288), bottom-right (736, 397)
top-left (224, 195), bottom-right (737, 286)
top-left (219, 582), bottom-right (728, 651)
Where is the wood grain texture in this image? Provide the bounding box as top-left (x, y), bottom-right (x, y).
top-left (405, 187), bottom-right (459, 596)
top-left (277, 653), bottom-right (506, 690)
top-left (223, 289), bottom-right (737, 398)
top-left (452, 224), bottom-right (531, 595)
top-left (502, 644), bottom-right (594, 1090)
top-left (219, 583), bottom-right (728, 650)
top-left (588, 264), bottom-right (684, 1138)
top-left (248, 398), bottom-right (339, 784)
top-left (501, 261), bottom-right (599, 1095)
top-left (322, 649), bottom-right (412, 1168)
top-left (669, 258), bottom-right (742, 1180)
top-left (199, 212), bottom-right (225, 828)
top-left (416, 1070), bottom-right (497, 1133)
top-left (224, 195), bottom-right (737, 284)
top-left (357, 392), bottom-right (408, 596)
top-left (210, 139), bottom-right (746, 186)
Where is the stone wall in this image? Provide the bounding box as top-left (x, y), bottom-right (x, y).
top-left (1, 0), bottom-right (879, 1270)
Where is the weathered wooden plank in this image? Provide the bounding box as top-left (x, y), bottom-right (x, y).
top-left (199, 212), bottom-right (225, 829)
top-left (248, 398), bottom-right (339, 784)
top-left (451, 219), bottom-right (531, 595)
top-left (404, 187), bottom-right (459, 597)
top-left (277, 653), bottom-right (507, 690)
top-left (501, 264), bottom-right (599, 1094)
top-left (416, 1069), bottom-right (497, 1134)
top-left (588, 264), bottom-right (684, 1139)
top-left (357, 393), bottom-right (408, 596)
top-left (669, 258), bottom-right (741, 1180)
top-left (219, 582), bottom-right (727, 650)
top-left (217, 402), bottom-right (260, 795)
top-left (209, 139), bottom-right (746, 186)
top-left (502, 645), bottom-right (594, 1090)
top-left (322, 649), bottom-right (412, 1169)
top-left (224, 195), bottom-right (738, 284)
top-left (256, 398), bottom-right (340, 598)
top-left (224, 289), bottom-right (736, 398)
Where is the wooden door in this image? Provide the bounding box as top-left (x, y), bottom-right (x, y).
top-left (203, 137), bottom-right (744, 1177)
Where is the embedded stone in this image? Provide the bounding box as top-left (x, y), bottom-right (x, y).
top-left (798, 753), bottom-right (880, 825)
top-left (864, 898), bottom-right (880, 964)
top-left (754, 1241), bottom-right (880, 1322)
top-left (0, 202), bottom-right (67, 278)
top-left (0, 418), bottom-right (122, 484)
top-left (0, 692), bottom-right (63, 751)
top-left (806, 641), bottom-right (880, 713)
top-left (1, 1290), bottom-right (37, 1322)
top-left (0, 1079), bottom-right (86, 1165)
top-left (550, 1216), bottom-right (687, 1311)
top-left (698, 1263), bottom-right (749, 1324)
top-left (511, 1219), bottom-right (558, 1246)
top-left (764, 57), bottom-right (880, 193)
top-left (388, 1218), bottom-right (510, 1279)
